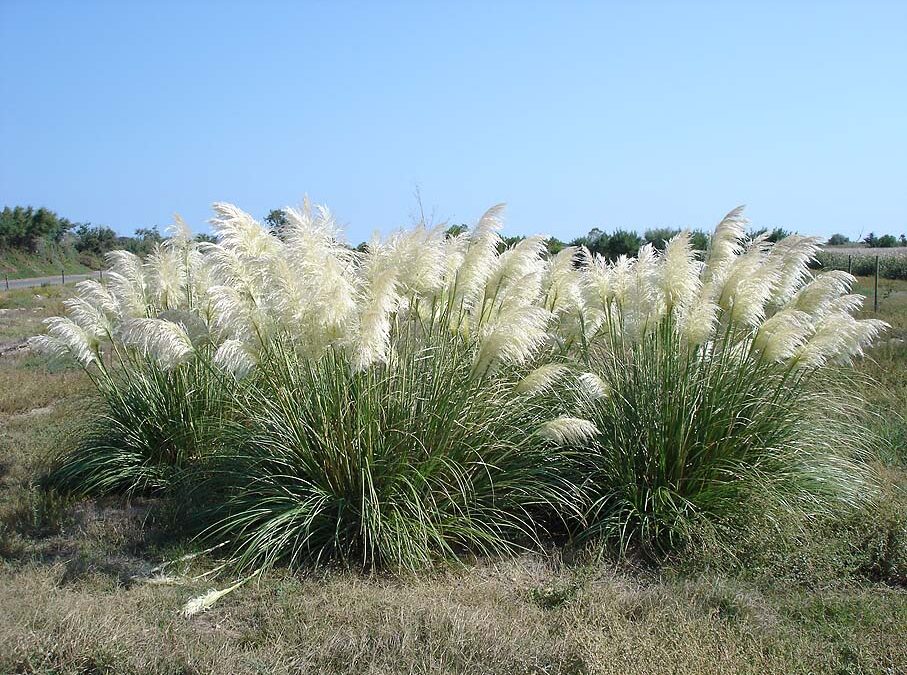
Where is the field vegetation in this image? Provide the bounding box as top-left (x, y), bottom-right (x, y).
top-left (1, 203), bottom-right (905, 674)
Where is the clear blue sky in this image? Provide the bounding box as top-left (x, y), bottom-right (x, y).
top-left (2, 1), bottom-right (905, 242)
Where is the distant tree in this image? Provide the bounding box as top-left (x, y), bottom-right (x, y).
top-left (864, 232), bottom-right (879, 247)
top-left (265, 209), bottom-right (289, 232)
top-left (74, 224), bottom-right (118, 257)
top-left (135, 227), bottom-right (163, 243)
top-left (877, 234), bottom-right (898, 248)
top-left (604, 229), bottom-right (642, 259)
top-left (643, 227), bottom-right (681, 250)
top-left (445, 224), bottom-right (468, 238)
top-left (195, 233), bottom-right (217, 244)
top-left (0, 206), bottom-right (75, 251)
top-left (827, 233), bottom-right (850, 246)
top-left (546, 237), bottom-right (566, 256)
top-left (900, 234), bottom-right (907, 246)
top-left (570, 228), bottom-right (606, 256)
top-left (690, 230), bottom-right (710, 252)
top-left (499, 235), bottom-right (525, 252)
top-left (571, 227), bottom-right (642, 260)
top-left (749, 227), bottom-right (793, 243)
top-left (116, 226), bottom-right (165, 255)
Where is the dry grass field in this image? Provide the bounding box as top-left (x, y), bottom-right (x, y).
top-left (1, 278), bottom-right (905, 675)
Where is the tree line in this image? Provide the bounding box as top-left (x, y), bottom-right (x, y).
top-left (827, 232), bottom-right (907, 248)
top-left (0, 206), bottom-right (215, 264)
top-left (3, 205), bottom-right (905, 268)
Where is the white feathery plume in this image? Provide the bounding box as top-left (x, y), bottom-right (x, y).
top-left (576, 371), bottom-right (609, 401)
top-left (213, 339), bottom-right (256, 379)
top-left (487, 235), bottom-right (548, 299)
top-left (439, 230), bottom-right (470, 296)
top-left (659, 231), bottom-right (702, 313)
top-left (543, 246), bottom-right (586, 316)
top-left (31, 317), bottom-right (98, 367)
top-left (538, 416), bottom-right (599, 446)
top-left (494, 271), bottom-right (545, 314)
top-left (583, 254), bottom-right (616, 310)
top-left (515, 363), bottom-right (571, 395)
top-left (767, 234), bottom-right (821, 305)
top-left (209, 283), bottom-right (276, 350)
top-left (182, 575), bottom-right (250, 617)
top-left (753, 309), bottom-right (813, 363)
top-left (186, 247), bottom-right (215, 319)
top-left (28, 316), bottom-right (98, 368)
top-left (702, 206), bottom-right (747, 288)
top-left (277, 202), bottom-right (360, 344)
top-left (474, 305), bottom-right (551, 373)
top-left (119, 318), bottom-right (194, 369)
top-left (450, 205), bottom-right (505, 313)
top-left (74, 279), bottom-right (120, 317)
top-left (620, 243), bottom-right (664, 341)
top-left (607, 255), bottom-right (635, 309)
top-left (391, 224), bottom-right (448, 298)
top-left (157, 310), bottom-right (210, 346)
top-left (718, 238), bottom-right (779, 328)
top-left (105, 250), bottom-right (150, 317)
top-left (795, 313), bottom-right (888, 368)
top-left (62, 296), bottom-right (113, 341)
top-left (166, 213), bottom-right (193, 246)
top-left (790, 271), bottom-right (855, 320)
top-left (825, 293), bottom-right (865, 315)
top-left (210, 202), bottom-right (281, 261)
top-left (146, 244), bottom-right (188, 311)
top-left (27, 335), bottom-right (66, 362)
top-left (677, 298), bottom-right (719, 347)
top-left (351, 244), bottom-right (400, 370)
top-left (542, 247), bottom-right (591, 349)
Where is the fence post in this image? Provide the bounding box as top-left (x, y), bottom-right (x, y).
top-left (847, 255), bottom-right (852, 275)
top-left (61, 269), bottom-right (65, 286)
top-left (874, 255), bottom-right (880, 313)
top-left (4, 273), bottom-right (8, 291)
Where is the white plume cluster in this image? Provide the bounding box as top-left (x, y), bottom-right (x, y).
top-left (30, 203), bottom-right (885, 379)
top-left (571, 207), bottom-right (887, 369)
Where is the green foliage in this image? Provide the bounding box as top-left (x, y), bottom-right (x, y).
top-left (570, 323), bottom-right (873, 560)
top-left (74, 224), bottom-right (118, 257)
top-left (827, 233), bottom-right (850, 246)
top-left (200, 334), bottom-right (573, 572)
top-left (45, 353), bottom-right (232, 497)
top-left (264, 209), bottom-right (289, 232)
top-left (445, 223), bottom-right (468, 237)
top-left (643, 227), bottom-right (680, 250)
top-left (0, 206), bottom-right (75, 251)
top-left (878, 234), bottom-right (899, 248)
top-left (545, 237), bottom-right (567, 255)
top-left (573, 228), bottom-right (643, 260)
top-left (689, 229), bottom-right (710, 251)
top-left (748, 226), bottom-right (794, 242)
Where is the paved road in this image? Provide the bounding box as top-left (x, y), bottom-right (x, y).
top-left (2, 271), bottom-right (102, 291)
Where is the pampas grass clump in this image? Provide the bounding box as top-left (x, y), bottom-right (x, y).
top-left (31, 200), bottom-right (887, 567)
top-left (546, 208), bottom-right (887, 558)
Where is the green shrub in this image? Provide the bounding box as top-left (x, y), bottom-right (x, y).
top-left (45, 353), bottom-right (232, 496)
top-left (550, 212), bottom-right (886, 558)
top-left (200, 332), bottom-right (574, 572)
